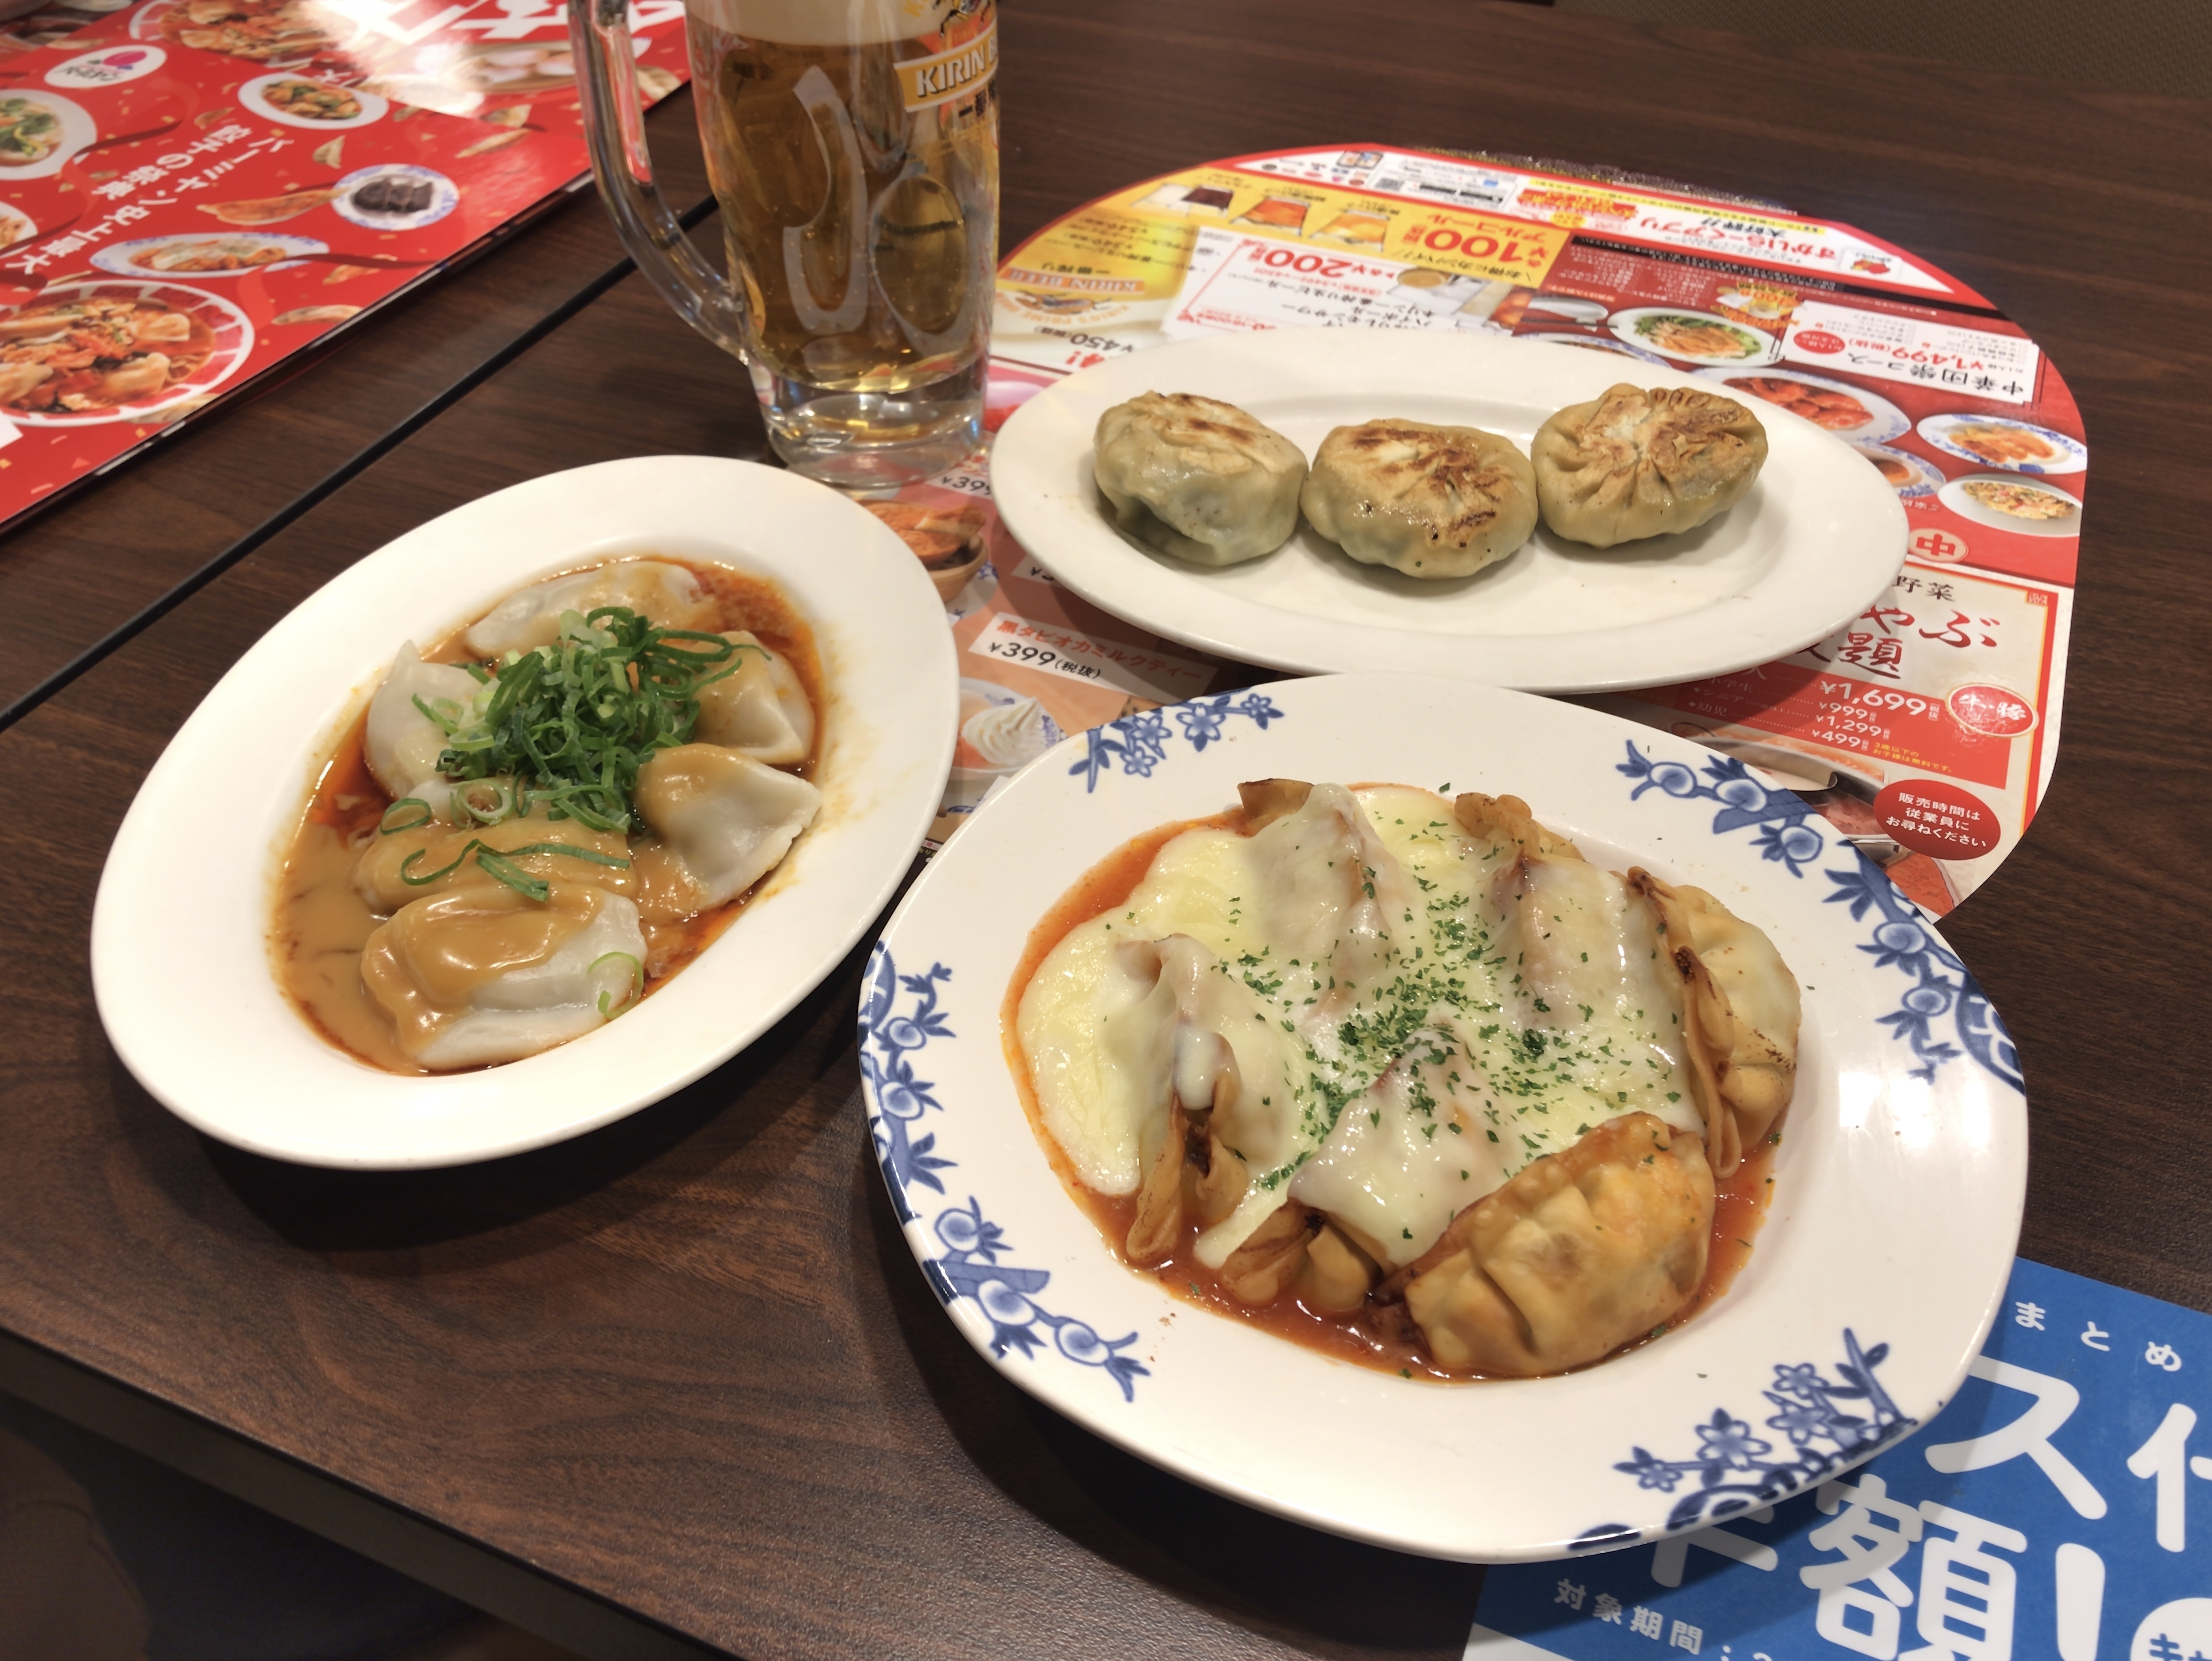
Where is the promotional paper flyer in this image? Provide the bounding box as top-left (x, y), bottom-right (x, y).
top-left (0, 0), bottom-right (688, 515)
top-left (919, 145), bottom-right (2084, 912)
top-left (1471, 1258), bottom-right (2212, 1661)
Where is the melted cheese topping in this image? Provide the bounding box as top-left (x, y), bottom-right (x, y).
top-left (1017, 786), bottom-right (1705, 1270)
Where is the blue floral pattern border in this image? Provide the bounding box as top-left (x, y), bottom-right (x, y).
top-left (858, 738), bottom-right (2025, 1434)
top-left (1576, 1329), bottom-right (1916, 1547)
top-left (923, 1199), bottom-right (1148, 1400)
top-left (1618, 743), bottom-right (2022, 1091)
top-left (1067, 691), bottom-right (1284, 791)
top-left (858, 945), bottom-right (1150, 1401)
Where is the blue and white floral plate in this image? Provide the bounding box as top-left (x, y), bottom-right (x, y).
top-left (861, 673), bottom-right (2026, 1562)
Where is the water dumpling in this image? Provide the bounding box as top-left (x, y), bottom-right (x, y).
top-left (631, 743), bottom-right (821, 917)
top-left (1093, 391), bottom-right (1306, 566)
top-left (355, 818), bottom-right (635, 913)
top-left (1299, 419), bottom-right (1538, 577)
top-left (1628, 871), bottom-right (1801, 1174)
top-left (463, 560), bottom-right (718, 657)
top-left (1393, 1113), bottom-right (1714, 1375)
top-left (1530, 384), bottom-right (1768, 547)
top-left (359, 882), bottom-right (647, 1070)
top-left (364, 642), bottom-right (481, 800)
top-left (691, 632), bottom-right (814, 766)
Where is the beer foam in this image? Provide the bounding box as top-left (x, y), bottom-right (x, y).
top-left (683, 0), bottom-right (961, 45)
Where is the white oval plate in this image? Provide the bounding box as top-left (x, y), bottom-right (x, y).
top-left (240, 73), bottom-right (390, 129)
top-left (1916, 411), bottom-right (2086, 476)
top-left (0, 89), bottom-right (96, 179)
top-left (1938, 473), bottom-right (2083, 538)
top-left (989, 330), bottom-right (1905, 694)
top-left (1853, 442), bottom-right (1945, 500)
top-left (94, 457), bottom-right (958, 1168)
top-left (92, 231), bottom-right (327, 278)
top-left (331, 164), bottom-right (459, 233)
top-left (862, 673), bottom-right (2025, 1561)
top-left (1693, 363), bottom-right (1909, 444)
top-left (1607, 305), bottom-right (1783, 367)
top-left (1, 281), bottom-right (254, 426)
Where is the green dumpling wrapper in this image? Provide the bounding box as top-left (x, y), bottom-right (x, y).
top-left (1093, 391), bottom-right (1307, 566)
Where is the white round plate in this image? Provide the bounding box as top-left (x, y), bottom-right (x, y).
top-left (240, 72), bottom-right (390, 129)
top-left (1607, 305), bottom-right (1782, 367)
top-left (862, 673), bottom-right (2025, 1561)
top-left (134, 0), bottom-right (363, 64)
top-left (331, 164), bottom-right (459, 233)
top-left (0, 89), bottom-right (95, 179)
top-left (1938, 472), bottom-right (2083, 538)
top-left (988, 330), bottom-right (1906, 693)
top-left (1916, 412), bottom-right (2086, 476)
top-left (0, 280), bottom-right (253, 426)
top-left (92, 231), bottom-right (327, 278)
top-left (94, 457), bottom-right (958, 1169)
top-left (1693, 364), bottom-right (1909, 444)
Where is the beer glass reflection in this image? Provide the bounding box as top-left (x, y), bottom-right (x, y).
top-left (574, 0), bottom-right (998, 487)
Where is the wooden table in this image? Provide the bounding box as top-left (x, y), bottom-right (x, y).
top-left (4, 4), bottom-right (2207, 1657)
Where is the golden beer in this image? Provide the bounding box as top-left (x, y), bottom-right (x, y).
top-left (573, 0), bottom-right (997, 484)
top-left (686, 0), bottom-right (998, 478)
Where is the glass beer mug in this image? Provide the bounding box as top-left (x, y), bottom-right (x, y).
top-left (572, 0), bottom-right (999, 488)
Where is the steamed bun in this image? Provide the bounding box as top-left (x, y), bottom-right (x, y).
top-left (1299, 419), bottom-right (1537, 578)
top-left (1092, 392), bottom-right (1306, 566)
top-left (1532, 384), bottom-right (1767, 548)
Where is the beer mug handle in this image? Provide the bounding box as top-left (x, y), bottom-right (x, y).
top-left (570, 0), bottom-right (750, 360)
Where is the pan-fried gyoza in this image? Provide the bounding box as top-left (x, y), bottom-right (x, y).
top-left (273, 558), bottom-right (824, 1073)
top-left (1012, 781), bottom-right (1799, 1378)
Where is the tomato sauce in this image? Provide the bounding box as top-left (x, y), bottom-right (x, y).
top-left (270, 556), bottom-right (823, 1074)
top-left (999, 806), bottom-right (1782, 1383)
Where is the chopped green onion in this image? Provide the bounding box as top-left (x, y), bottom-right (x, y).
top-left (398, 836), bottom-right (629, 897)
top-left (591, 950), bottom-right (645, 1017)
top-left (496, 841), bottom-right (631, 870)
top-left (421, 606), bottom-right (762, 833)
top-left (379, 798), bottom-right (433, 835)
top-left (453, 781), bottom-right (516, 826)
top-left (473, 846), bottom-right (549, 902)
top-left (399, 844), bottom-right (473, 887)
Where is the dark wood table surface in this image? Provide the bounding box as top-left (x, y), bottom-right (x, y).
top-left (3, 4), bottom-right (2208, 1657)
top-left (0, 92), bottom-right (715, 725)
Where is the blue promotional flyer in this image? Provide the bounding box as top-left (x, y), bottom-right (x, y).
top-left (1471, 1259), bottom-right (2210, 1661)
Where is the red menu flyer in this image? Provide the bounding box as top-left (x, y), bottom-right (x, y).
top-left (917, 144), bottom-right (2083, 915)
top-left (0, 0), bottom-right (689, 516)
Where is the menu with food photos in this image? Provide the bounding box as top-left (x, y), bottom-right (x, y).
top-left (0, 0), bottom-right (689, 515)
top-left (1467, 1257), bottom-right (2212, 1661)
top-left (904, 145), bottom-right (2082, 912)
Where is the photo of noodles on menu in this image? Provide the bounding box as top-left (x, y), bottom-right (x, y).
top-left (965, 144), bottom-right (2082, 912)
